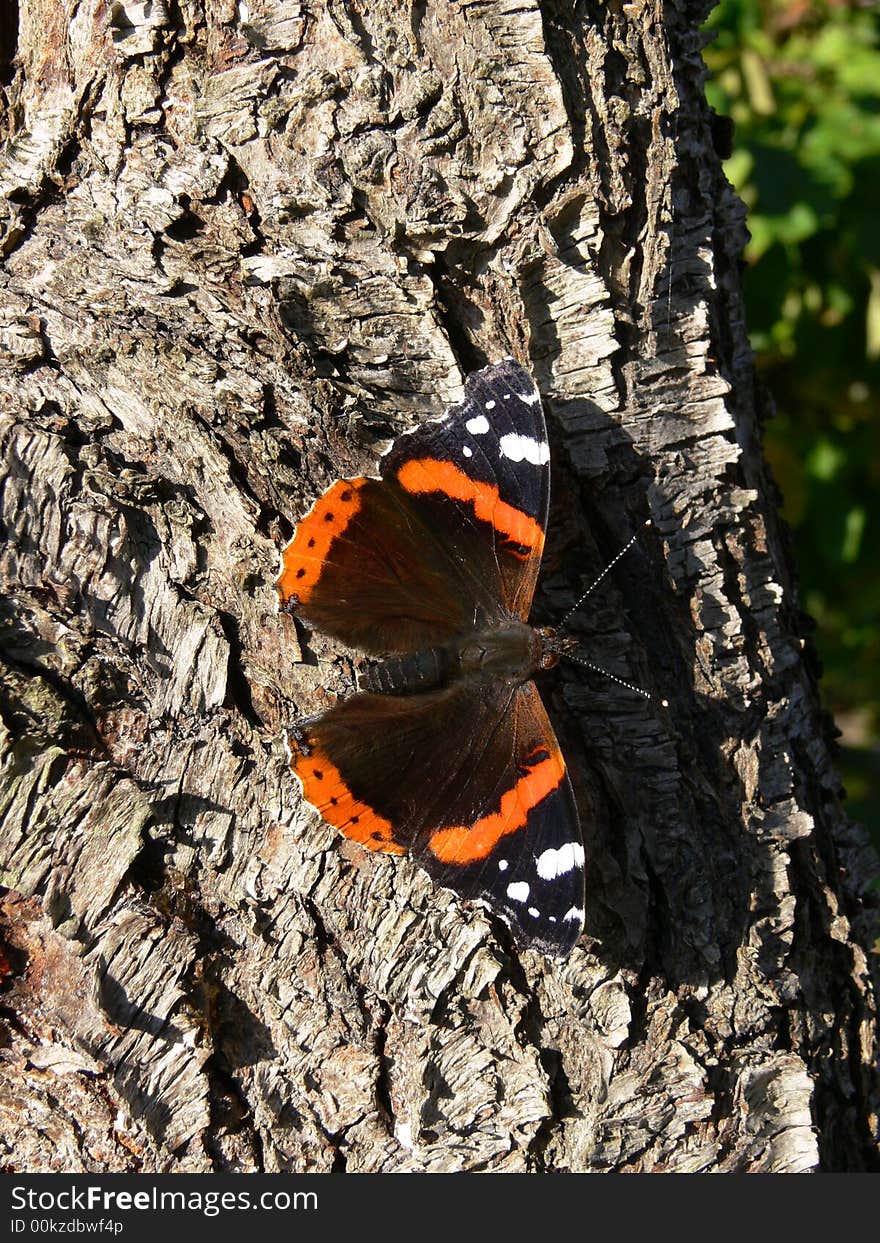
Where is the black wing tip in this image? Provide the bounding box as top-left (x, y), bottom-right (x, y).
top-left (524, 924), bottom-right (583, 961)
top-left (466, 357), bottom-right (531, 385)
top-left (493, 905), bottom-right (585, 962)
top-left (460, 358), bottom-right (542, 419)
top-left (466, 891), bottom-right (584, 961)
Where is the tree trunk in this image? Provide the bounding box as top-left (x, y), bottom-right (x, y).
top-left (1, 0), bottom-right (877, 1174)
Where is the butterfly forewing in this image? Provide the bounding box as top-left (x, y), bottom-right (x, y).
top-left (382, 358), bottom-right (550, 620)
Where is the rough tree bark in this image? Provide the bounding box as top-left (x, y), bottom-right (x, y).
top-left (0, 0), bottom-right (877, 1174)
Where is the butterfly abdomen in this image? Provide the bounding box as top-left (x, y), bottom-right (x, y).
top-left (359, 646), bottom-right (452, 694)
top-left (359, 620), bottom-right (544, 696)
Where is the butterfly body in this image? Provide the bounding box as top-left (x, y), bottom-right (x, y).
top-left (277, 359), bottom-right (586, 958)
top-left (359, 617), bottom-right (549, 696)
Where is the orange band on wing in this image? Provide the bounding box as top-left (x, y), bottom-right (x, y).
top-left (427, 750), bottom-right (565, 866)
top-left (292, 745), bottom-right (404, 855)
top-left (276, 478), bottom-right (367, 606)
top-left (396, 459), bottom-right (544, 554)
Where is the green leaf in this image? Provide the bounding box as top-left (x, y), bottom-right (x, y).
top-left (842, 507), bottom-right (866, 564)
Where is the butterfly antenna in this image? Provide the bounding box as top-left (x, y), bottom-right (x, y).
top-left (554, 518), bottom-right (668, 707)
top-left (558, 519), bottom-right (652, 633)
top-left (563, 650), bottom-right (668, 707)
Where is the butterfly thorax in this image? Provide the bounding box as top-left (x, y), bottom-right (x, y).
top-left (359, 618), bottom-right (559, 696)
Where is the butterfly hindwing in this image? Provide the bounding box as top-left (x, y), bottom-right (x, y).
top-left (288, 677), bottom-right (584, 957)
top-left (276, 475), bottom-right (480, 654)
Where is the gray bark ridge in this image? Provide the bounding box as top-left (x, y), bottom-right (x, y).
top-left (0, 0), bottom-right (877, 1172)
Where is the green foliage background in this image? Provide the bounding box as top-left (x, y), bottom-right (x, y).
top-left (704, 0), bottom-right (880, 845)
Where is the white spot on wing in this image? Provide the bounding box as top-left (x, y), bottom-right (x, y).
top-left (528, 907), bottom-right (540, 918)
top-left (498, 859), bottom-right (508, 871)
top-left (563, 906), bottom-right (584, 923)
top-left (521, 390), bottom-right (541, 405)
top-left (465, 414), bottom-right (490, 434)
top-left (499, 433), bottom-right (550, 465)
top-left (484, 400), bottom-right (496, 410)
top-left (506, 881), bottom-right (530, 903)
top-left (536, 842), bottom-right (585, 880)
top-left (462, 445), bottom-right (473, 457)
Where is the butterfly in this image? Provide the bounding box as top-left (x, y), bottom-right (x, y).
top-left (276, 359), bottom-right (585, 957)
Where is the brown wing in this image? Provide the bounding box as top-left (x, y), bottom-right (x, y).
top-left (276, 360), bottom-right (552, 653)
top-left (381, 359), bottom-right (550, 621)
top-left (276, 473), bottom-right (514, 653)
top-left (289, 677), bottom-right (584, 957)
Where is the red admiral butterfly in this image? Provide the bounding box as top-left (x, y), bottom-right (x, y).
top-left (276, 359), bottom-right (586, 957)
